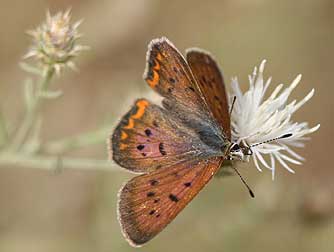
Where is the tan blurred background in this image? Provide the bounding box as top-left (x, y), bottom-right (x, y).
top-left (0, 0), bottom-right (333, 251)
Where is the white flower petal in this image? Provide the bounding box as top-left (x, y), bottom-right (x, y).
top-left (279, 153), bottom-right (302, 165)
top-left (279, 143), bottom-right (305, 161)
top-left (274, 153), bottom-right (295, 174)
top-left (230, 60), bottom-right (319, 177)
top-left (270, 154), bottom-right (276, 180)
top-left (259, 60), bottom-right (267, 73)
top-left (255, 151), bottom-right (271, 170)
top-left (252, 154), bottom-right (263, 172)
top-left (292, 89), bottom-right (315, 113)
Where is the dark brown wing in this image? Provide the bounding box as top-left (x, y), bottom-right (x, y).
top-left (143, 37), bottom-right (211, 120)
top-left (143, 37), bottom-right (228, 148)
top-left (186, 49), bottom-right (231, 140)
top-left (118, 156), bottom-right (223, 246)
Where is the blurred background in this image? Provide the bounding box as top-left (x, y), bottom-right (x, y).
top-left (0, 0), bottom-right (333, 251)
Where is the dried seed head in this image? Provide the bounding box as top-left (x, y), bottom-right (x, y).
top-left (25, 9), bottom-right (88, 73)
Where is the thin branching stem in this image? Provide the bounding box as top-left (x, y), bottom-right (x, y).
top-left (0, 10), bottom-right (119, 174)
top-left (9, 66), bottom-right (54, 151)
top-left (43, 126), bottom-right (111, 155)
top-left (0, 110), bottom-right (9, 147)
top-left (0, 152), bottom-right (120, 171)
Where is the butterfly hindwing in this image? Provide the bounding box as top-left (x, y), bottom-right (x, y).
top-left (118, 157), bottom-right (223, 246)
top-left (186, 49), bottom-right (231, 140)
top-left (111, 99), bottom-right (216, 173)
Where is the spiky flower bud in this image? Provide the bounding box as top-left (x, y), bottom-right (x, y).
top-left (25, 9), bottom-right (88, 73)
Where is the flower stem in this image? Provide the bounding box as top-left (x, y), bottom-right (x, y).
top-left (0, 152), bottom-right (120, 171)
top-left (9, 66), bottom-right (54, 151)
top-left (0, 110), bottom-right (9, 148)
top-left (43, 126), bottom-right (111, 155)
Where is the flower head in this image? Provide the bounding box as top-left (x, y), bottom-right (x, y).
top-left (230, 60), bottom-right (320, 179)
top-left (25, 9), bottom-right (88, 73)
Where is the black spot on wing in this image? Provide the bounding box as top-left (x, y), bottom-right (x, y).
top-left (153, 120), bottom-right (159, 128)
top-left (184, 86), bottom-right (195, 92)
top-left (159, 143), bottom-right (167, 156)
top-left (145, 129), bottom-right (152, 137)
top-left (150, 179), bottom-right (159, 186)
top-left (169, 77), bottom-right (176, 83)
top-left (184, 182), bottom-right (192, 187)
top-left (137, 144), bottom-right (145, 150)
top-left (147, 192), bottom-right (155, 197)
top-left (169, 194), bottom-right (179, 202)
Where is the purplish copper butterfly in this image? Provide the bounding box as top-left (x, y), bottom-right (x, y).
top-left (110, 37), bottom-right (254, 247)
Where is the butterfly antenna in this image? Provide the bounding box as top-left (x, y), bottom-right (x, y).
top-left (250, 133), bottom-right (293, 148)
top-left (229, 96), bottom-right (236, 116)
top-left (232, 166), bottom-right (255, 198)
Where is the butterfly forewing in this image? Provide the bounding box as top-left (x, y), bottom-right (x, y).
top-left (186, 49), bottom-right (231, 140)
top-left (111, 99), bottom-right (215, 173)
top-left (143, 38), bottom-right (228, 148)
top-left (144, 37), bottom-right (210, 119)
top-left (118, 157), bottom-right (224, 246)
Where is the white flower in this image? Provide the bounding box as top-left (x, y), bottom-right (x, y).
top-left (230, 60), bottom-right (320, 179)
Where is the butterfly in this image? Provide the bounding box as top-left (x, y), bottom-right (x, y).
top-left (110, 37), bottom-right (252, 247)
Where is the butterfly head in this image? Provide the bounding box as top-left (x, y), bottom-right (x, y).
top-left (227, 142), bottom-right (252, 161)
top-left (226, 133), bottom-right (294, 161)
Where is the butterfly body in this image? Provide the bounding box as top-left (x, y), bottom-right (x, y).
top-left (111, 37), bottom-right (240, 246)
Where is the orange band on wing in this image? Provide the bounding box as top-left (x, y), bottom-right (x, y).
top-left (132, 100), bottom-right (149, 119)
top-left (124, 118), bottom-right (135, 129)
top-left (156, 52), bottom-right (162, 61)
top-left (147, 70), bottom-right (159, 88)
top-left (153, 59), bottom-right (160, 71)
top-left (123, 100), bottom-right (149, 130)
top-left (121, 131), bottom-right (128, 140)
top-left (119, 143), bottom-right (127, 150)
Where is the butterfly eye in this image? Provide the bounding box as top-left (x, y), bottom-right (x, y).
top-left (230, 143), bottom-right (240, 152)
top-left (244, 148), bottom-right (253, 155)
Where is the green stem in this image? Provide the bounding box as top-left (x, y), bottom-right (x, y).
top-left (9, 66), bottom-right (54, 151)
top-left (43, 126), bottom-right (111, 155)
top-left (0, 152), bottom-right (119, 171)
top-left (0, 110), bottom-right (9, 147)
